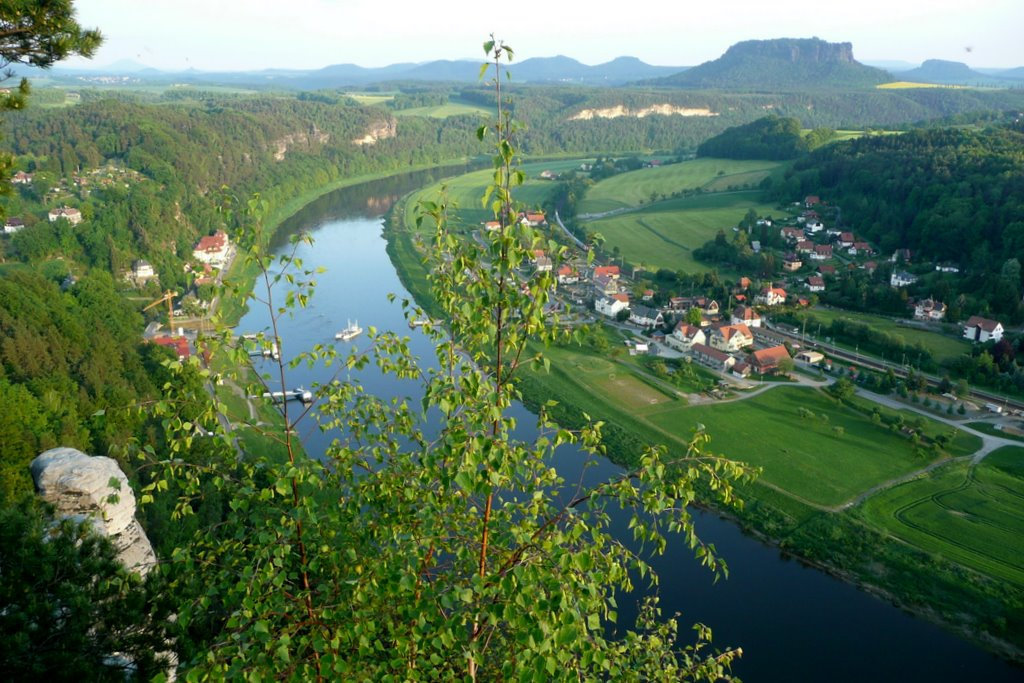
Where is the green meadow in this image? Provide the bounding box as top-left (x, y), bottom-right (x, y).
top-left (803, 307), bottom-right (971, 363)
top-left (579, 158), bottom-right (782, 213)
top-left (859, 446), bottom-right (1024, 586)
top-left (585, 191), bottom-right (778, 272)
top-left (393, 98), bottom-right (494, 119)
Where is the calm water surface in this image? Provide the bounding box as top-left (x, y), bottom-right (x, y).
top-left (237, 168), bottom-right (1021, 682)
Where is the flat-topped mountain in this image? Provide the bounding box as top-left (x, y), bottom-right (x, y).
top-left (901, 59), bottom-right (1003, 85)
top-left (647, 38), bottom-right (892, 90)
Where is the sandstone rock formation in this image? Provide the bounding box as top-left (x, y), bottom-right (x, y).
top-left (30, 447), bottom-right (157, 576)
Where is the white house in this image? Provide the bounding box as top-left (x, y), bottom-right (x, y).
top-left (709, 324), bottom-right (754, 353)
top-left (595, 296), bottom-right (628, 318)
top-left (666, 323), bottom-right (706, 352)
top-left (963, 316), bottom-right (1004, 343)
top-left (3, 217), bottom-right (25, 234)
top-left (935, 263), bottom-right (960, 273)
top-left (556, 265), bottom-right (578, 284)
top-left (890, 271), bottom-right (917, 288)
top-left (193, 230), bottom-right (232, 268)
top-left (756, 287), bottom-right (787, 307)
top-left (811, 245), bottom-right (832, 261)
top-left (48, 206), bottom-right (83, 225)
top-left (133, 259), bottom-right (156, 280)
top-left (730, 305), bottom-right (762, 328)
top-left (913, 299), bottom-right (946, 321)
top-left (628, 304), bottom-right (663, 328)
top-left (805, 221), bottom-right (824, 234)
top-left (806, 276), bottom-right (825, 292)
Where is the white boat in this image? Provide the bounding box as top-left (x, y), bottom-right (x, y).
top-left (335, 320), bottom-right (363, 341)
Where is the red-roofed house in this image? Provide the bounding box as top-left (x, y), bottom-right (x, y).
top-left (592, 265), bottom-right (620, 280)
top-left (750, 345), bottom-right (790, 374)
top-left (811, 244), bottom-right (832, 261)
top-left (806, 276), bottom-right (825, 292)
top-left (556, 265), bottom-right (579, 284)
top-left (838, 232), bottom-right (854, 247)
top-left (667, 323), bottom-right (706, 352)
top-left (193, 230), bottom-right (231, 268)
top-left (963, 316), bottom-right (1003, 343)
top-left (731, 305), bottom-right (761, 328)
top-left (756, 287), bottom-right (787, 306)
top-left (804, 195), bottom-right (821, 208)
top-left (849, 241), bottom-right (872, 256)
top-left (520, 211), bottom-right (547, 227)
top-left (152, 336), bottom-right (191, 361)
top-left (796, 240), bottom-right (814, 254)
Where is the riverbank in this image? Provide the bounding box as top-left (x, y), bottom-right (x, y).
top-left (380, 187), bottom-right (1024, 665)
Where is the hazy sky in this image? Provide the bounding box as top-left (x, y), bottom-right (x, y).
top-left (62, 0), bottom-right (1024, 71)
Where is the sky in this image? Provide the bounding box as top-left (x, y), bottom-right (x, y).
top-left (61, 0), bottom-right (1024, 71)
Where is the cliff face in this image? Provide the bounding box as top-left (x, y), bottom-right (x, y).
top-left (352, 117), bottom-right (398, 146)
top-left (30, 447), bottom-right (157, 576)
top-left (724, 38), bottom-right (855, 64)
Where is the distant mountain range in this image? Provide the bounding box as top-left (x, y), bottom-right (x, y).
top-left (643, 38), bottom-right (892, 90)
top-left (28, 56), bottom-right (686, 88)
top-left (13, 43), bottom-right (1023, 92)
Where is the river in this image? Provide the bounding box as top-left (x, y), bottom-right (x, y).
top-left (236, 167), bottom-right (1021, 681)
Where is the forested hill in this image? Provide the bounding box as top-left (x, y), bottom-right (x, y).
top-left (0, 98), bottom-right (486, 290)
top-left (646, 38), bottom-right (892, 90)
top-left (696, 115), bottom-right (813, 160)
top-left (768, 122), bottom-right (1024, 267)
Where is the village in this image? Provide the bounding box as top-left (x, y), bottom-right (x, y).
top-left (510, 193), bottom-right (1010, 405)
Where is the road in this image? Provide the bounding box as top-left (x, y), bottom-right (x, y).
top-left (764, 321), bottom-right (1024, 414)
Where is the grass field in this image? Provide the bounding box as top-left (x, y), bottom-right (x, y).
top-left (647, 387), bottom-right (954, 507)
top-left (585, 191), bottom-right (778, 272)
top-left (802, 307), bottom-right (971, 363)
top-left (401, 161), bottom-right (580, 233)
top-left (579, 158), bottom-right (782, 213)
top-left (345, 93), bottom-right (396, 105)
top-left (967, 422), bottom-right (1024, 443)
top-left (859, 446), bottom-right (1024, 586)
top-left (393, 98), bottom-right (493, 119)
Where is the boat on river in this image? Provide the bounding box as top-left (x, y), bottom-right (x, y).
top-left (335, 320), bottom-right (363, 341)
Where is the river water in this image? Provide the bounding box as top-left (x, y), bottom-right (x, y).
top-left (237, 167), bottom-right (1021, 681)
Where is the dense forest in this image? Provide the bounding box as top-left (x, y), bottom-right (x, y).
top-left (696, 115), bottom-right (826, 159)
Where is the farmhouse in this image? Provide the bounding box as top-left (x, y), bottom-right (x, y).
top-left (962, 316), bottom-right (1003, 343)
top-left (731, 361), bottom-right (751, 379)
top-left (666, 323), bottom-right (706, 352)
top-left (691, 343), bottom-right (735, 373)
top-left (731, 305), bottom-right (761, 328)
top-left (913, 298), bottom-right (946, 321)
top-left (806, 276), bottom-right (825, 292)
top-left (48, 206), bottom-right (83, 225)
top-left (193, 230), bottom-right (232, 268)
top-left (520, 211), bottom-right (547, 227)
top-left (595, 296), bottom-right (628, 318)
top-left (750, 345), bottom-right (791, 374)
top-left (709, 324), bottom-right (754, 353)
top-left (629, 304), bottom-right (663, 328)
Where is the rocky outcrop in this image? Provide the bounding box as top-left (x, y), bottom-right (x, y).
top-left (30, 447), bottom-right (157, 576)
top-left (352, 117), bottom-right (397, 146)
top-left (272, 124), bottom-right (331, 161)
top-left (569, 104), bottom-right (718, 121)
